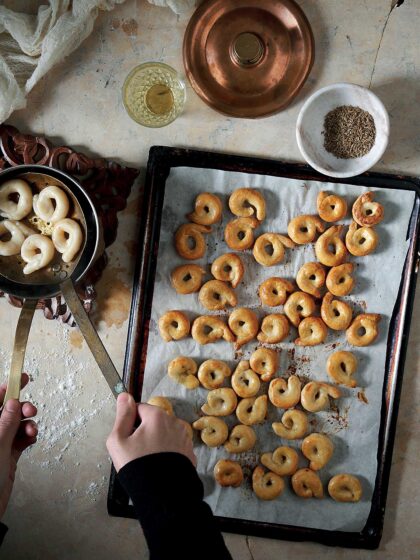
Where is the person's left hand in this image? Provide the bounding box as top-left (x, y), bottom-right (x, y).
top-left (0, 373), bottom-right (38, 521)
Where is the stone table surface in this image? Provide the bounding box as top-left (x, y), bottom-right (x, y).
top-left (1, 1), bottom-right (419, 559)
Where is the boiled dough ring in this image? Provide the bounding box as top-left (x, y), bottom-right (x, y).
top-left (346, 221), bottom-right (378, 256)
top-left (268, 375), bottom-right (301, 408)
top-left (352, 191), bottom-right (384, 227)
top-left (158, 311), bottom-right (190, 342)
top-left (224, 217), bottom-right (259, 251)
top-left (171, 264), bottom-right (206, 294)
top-left (174, 223), bottom-right (211, 260)
top-left (211, 252), bottom-right (244, 288)
top-left (327, 350), bottom-right (358, 387)
top-left (326, 263), bottom-right (355, 297)
top-left (236, 395), bottom-right (268, 425)
top-left (321, 292), bottom-right (353, 331)
top-left (284, 291), bottom-right (316, 327)
top-left (224, 424), bottom-right (257, 453)
top-left (346, 313), bottom-right (380, 346)
top-left (214, 459), bottom-right (243, 487)
top-left (291, 468), bottom-right (323, 499)
top-left (315, 225), bottom-right (347, 267)
top-left (147, 396), bottom-right (174, 415)
top-left (317, 191), bottom-right (347, 222)
top-left (272, 409), bottom-right (308, 440)
top-left (302, 433), bottom-right (334, 470)
top-left (187, 192), bottom-right (222, 225)
top-left (258, 277), bottom-right (295, 307)
top-left (296, 262), bottom-right (326, 299)
top-left (231, 361), bottom-right (261, 398)
top-left (328, 474), bottom-right (362, 502)
top-left (197, 359), bottom-right (231, 390)
top-left (191, 316), bottom-right (235, 345)
top-left (250, 347), bottom-right (278, 382)
top-left (167, 356), bottom-right (199, 389)
top-left (0, 220), bottom-right (26, 256)
top-left (287, 215), bottom-right (325, 244)
top-left (33, 185), bottom-right (69, 223)
top-left (257, 314), bottom-right (289, 344)
top-left (295, 317), bottom-right (328, 346)
top-left (52, 218), bottom-right (83, 263)
top-left (192, 416), bottom-right (228, 447)
top-left (21, 234), bottom-right (55, 275)
top-left (0, 179), bottom-right (33, 220)
top-left (198, 280), bottom-right (237, 311)
top-left (228, 308), bottom-right (259, 348)
top-left (301, 382), bottom-right (341, 412)
top-left (253, 233), bottom-right (295, 266)
top-left (229, 188), bottom-right (266, 221)
top-left (261, 446), bottom-right (299, 476)
top-left (252, 466), bottom-right (285, 500)
top-left (201, 388), bottom-right (238, 416)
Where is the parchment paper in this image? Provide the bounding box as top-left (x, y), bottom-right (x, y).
top-left (142, 166), bottom-right (416, 532)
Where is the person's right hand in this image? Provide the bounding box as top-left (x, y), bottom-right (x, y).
top-left (106, 393), bottom-right (196, 472)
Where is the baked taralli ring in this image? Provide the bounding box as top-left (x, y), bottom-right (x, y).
top-left (171, 264), bottom-right (206, 294)
top-left (291, 468), bottom-right (323, 499)
top-left (249, 348), bottom-right (278, 382)
top-left (328, 474), bottom-right (363, 502)
top-left (33, 185), bottom-right (69, 223)
top-left (174, 223), bottom-right (211, 260)
top-left (52, 218), bottom-right (83, 263)
top-left (236, 395), bottom-right (268, 425)
top-left (302, 433), bottom-right (334, 470)
top-left (201, 388), bottom-right (238, 416)
top-left (315, 225), bottom-right (347, 267)
top-left (326, 263), bottom-right (355, 297)
top-left (192, 416), bottom-right (229, 447)
top-left (301, 382), bottom-right (342, 412)
top-left (296, 262), bottom-right (326, 299)
top-left (261, 446), bottom-right (299, 476)
top-left (198, 280), bottom-right (237, 311)
top-left (317, 191), bottom-right (347, 222)
top-left (345, 221), bottom-right (378, 256)
top-left (147, 396), bottom-right (174, 415)
top-left (295, 317), bottom-right (328, 346)
top-left (257, 314), bottom-right (289, 344)
top-left (352, 191), bottom-right (384, 227)
top-left (253, 233), bottom-right (295, 266)
top-left (229, 188), bottom-right (266, 221)
top-left (326, 350), bottom-right (358, 387)
top-left (167, 356), bottom-right (199, 389)
top-left (272, 409), bottom-right (308, 440)
top-left (197, 359), bottom-right (232, 389)
top-left (191, 316), bottom-right (235, 345)
top-left (258, 278), bottom-right (295, 307)
top-left (284, 291), bottom-right (316, 327)
top-left (187, 192), bottom-right (223, 226)
top-left (21, 234), bottom-right (55, 275)
top-left (0, 220), bottom-right (26, 256)
top-left (224, 217), bottom-right (259, 251)
top-left (0, 179), bottom-right (33, 220)
top-left (268, 375), bottom-right (301, 408)
top-left (252, 466), bottom-right (285, 500)
top-left (321, 292), bottom-right (353, 331)
top-left (214, 459), bottom-right (243, 487)
top-left (228, 308), bottom-right (259, 348)
top-left (231, 361), bottom-right (261, 398)
top-left (224, 424), bottom-right (257, 453)
top-left (346, 313), bottom-right (381, 346)
top-left (287, 215), bottom-right (325, 245)
top-left (158, 310), bottom-right (190, 342)
top-left (211, 253), bottom-right (244, 288)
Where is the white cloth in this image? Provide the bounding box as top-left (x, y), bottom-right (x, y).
top-left (148, 0), bottom-right (197, 13)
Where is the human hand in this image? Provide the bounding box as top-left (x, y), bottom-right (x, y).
top-left (0, 373), bottom-right (38, 520)
top-left (106, 393), bottom-right (196, 472)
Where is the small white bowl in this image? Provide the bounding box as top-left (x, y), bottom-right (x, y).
top-left (296, 83), bottom-right (389, 178)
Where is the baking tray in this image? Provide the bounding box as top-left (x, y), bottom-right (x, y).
top-left (107, 146), bottom-right (420, 550)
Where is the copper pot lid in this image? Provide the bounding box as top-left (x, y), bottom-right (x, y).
top-left (183, 0), bottom-right (314, 118)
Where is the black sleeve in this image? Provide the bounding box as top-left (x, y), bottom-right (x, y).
top-left (117, 452), bottom-right (232, 560)
top-left (0, 522), bottom-right (7, 546)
